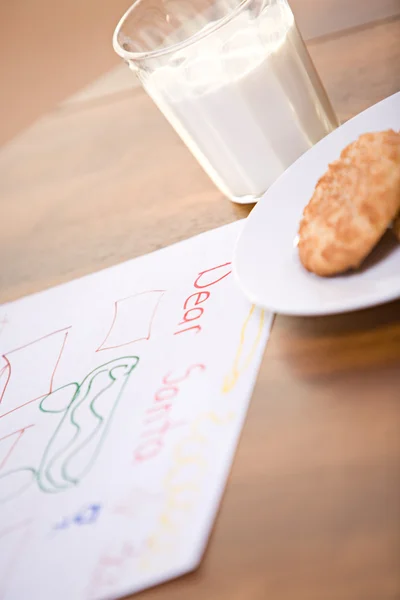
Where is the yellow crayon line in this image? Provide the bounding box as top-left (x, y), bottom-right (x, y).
top-left (222, 305), bottom-right (265, 393)
top-left (138, 409), bottom-right (236, 573)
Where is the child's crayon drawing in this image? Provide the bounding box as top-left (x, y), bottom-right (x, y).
top-left (0, 221), bottom-right (272, 600)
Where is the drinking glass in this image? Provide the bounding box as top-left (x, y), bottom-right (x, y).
top-left (113, 0), bottom-right (338, 203)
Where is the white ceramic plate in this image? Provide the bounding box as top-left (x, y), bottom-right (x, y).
top-left (234, 92), bottom-right (400, 316)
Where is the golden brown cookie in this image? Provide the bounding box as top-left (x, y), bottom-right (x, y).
top-left (298, 129), bottom-right (400, 276)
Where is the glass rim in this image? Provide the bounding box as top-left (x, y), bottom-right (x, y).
top-left (113, 0), bottom-right (252, 62)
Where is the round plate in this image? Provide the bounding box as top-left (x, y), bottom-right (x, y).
top-left (234, 92), bottom-right (400, 316)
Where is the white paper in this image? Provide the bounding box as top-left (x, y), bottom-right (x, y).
top-left (0, 221), bottom-right (273, 600)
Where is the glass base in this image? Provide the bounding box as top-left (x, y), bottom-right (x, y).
top-left (226, 191), bottom-right (265, 205)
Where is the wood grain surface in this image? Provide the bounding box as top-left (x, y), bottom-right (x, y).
top-left (0, 0), bottom-right (133, 145)
top-left (290, 0), bottom-right (400, 39)
top-left (1, 1), bottom-right (400, 599)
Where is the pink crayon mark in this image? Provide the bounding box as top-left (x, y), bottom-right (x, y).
top-left (86, 542), bottom-right (139, 598)
top-left (96, 290), bottom-right (165, 352)
top-left (0, 425), bottom-right (34, 470)
top-left (0, 327), bottom-right (71, 419)
top-left (100, 543), bottom-right (137, 566)
top-left (0, 519), bottom-right (32, 539)
top-left (0, 358), bottom-right (11, 409)
top-left (113, 486), bottom-right (161, 519)
top-left (0, 519), bottom-right (32, 600)
top-left (49, 330), bottom-right (69, 392)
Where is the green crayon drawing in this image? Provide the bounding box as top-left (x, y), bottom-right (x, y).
top-left (0, 356), bottom-right (139, 503)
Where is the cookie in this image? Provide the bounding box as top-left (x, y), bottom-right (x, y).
top-left (298, 129), bottom-right (400, 276)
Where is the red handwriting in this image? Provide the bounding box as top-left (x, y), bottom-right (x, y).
top-left (0, 359), bottom-right (11, 410)
top-left (0, 425), bottom-right (34, 470)
top-left (0, 329), bottom-right (70, 480)
top-left (174, 262), bottom-right (232, 337)
top-left (0, 327), bottom-right (70, 417)
top-left (96, 290), bottom-right (165, 351)
top-left (133, 364), bottom-right (205, 464)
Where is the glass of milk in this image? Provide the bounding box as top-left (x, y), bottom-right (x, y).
top-left (113, 0), bottom-right (338, 204)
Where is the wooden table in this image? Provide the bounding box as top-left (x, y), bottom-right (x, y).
top-left (1, 1), bottom-right (400, 598)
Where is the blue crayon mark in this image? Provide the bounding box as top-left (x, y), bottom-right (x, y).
top-left (54, 503), bottom-right (102, 531)
top-left (74, 503), bottom-right (101, 525)
top-left (54, 517), bottom-right (69, 531)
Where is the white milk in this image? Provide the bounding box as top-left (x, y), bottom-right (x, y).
top-left (141, 1), bottom-right (338, 202)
